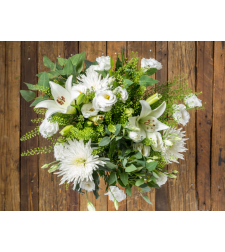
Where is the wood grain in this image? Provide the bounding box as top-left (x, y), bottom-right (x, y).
top-left (0, 42), bottom-right (21, 210)
top-left (79, 41), bottom-right (108, 211)
top-left (127, 41), bottom-right (156, 211)
top-left (168, 41), bottom-right (197, 211)
top-left (20, 42), bottom-right (39, 211)
top-left (196, 41), bottom-right (213, 211)
top-left (211, 41), bottom-right (225, 211)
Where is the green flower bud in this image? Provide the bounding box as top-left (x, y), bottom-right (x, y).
top-left (173, 170), bottom-right (179, 173)
top-left (114, 200), bottom-right (119, 211)
top-left (87, 201), bottom-right (95, 211)
top-left (76, 93), bottom-right (85, 105)
top-left (41, 164), bottom-right (49, 169)
top-left (124, 108), bottom-right (134, 117)
top-left (168, 174), bottom-right (177, 179)
top-left (85, 121), bottom-right (93, 127)
top-left (48, 163), bottom-right (60, 173)
top-left (59, 125), bottom-right (73, 136)
top-left (164, 140), bottom-right (173, 147)
top-left (89, 115), bottom-right (105, 125)
top-left (124, 126), bottom-right (140, 132)
top-left (146, 93), bottom-right (162, 105)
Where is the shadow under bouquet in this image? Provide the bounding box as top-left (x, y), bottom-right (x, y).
top-left (20, 51), bottom-right (203, 210)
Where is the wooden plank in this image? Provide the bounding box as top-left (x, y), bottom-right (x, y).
top-left (79, 41), bottom-right (108, 211)
top-left (107, 41), bottom-right (127, 211)
top-left (211, 41), bottom-right (225, 211)
top-left (20, 42), bottom-right (39, 211)
top-left (127, 41), bottom-right (156, 211)
top-left (155, 41), bottom-right (170, 211)
top-left (38, 42), bottom-right (66, 211)
top-left (196, 41), bottom-right (213, 211)
top-left (0, 42), bottom-right (21, 210)
top-left (64, 41), bottom-right (80, 211)
top-left (168, 41), bottom-right (197, 211)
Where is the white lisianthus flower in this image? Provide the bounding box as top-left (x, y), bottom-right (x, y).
top-left (105, 186), bottom-right (126, 202)
top-left (114, 86), bottom-right (128, 103)
top-left (80, 180), bottom-right (95, 192)
top-left (141, 58), bottom-right (162, 71)
top-left (184, 94), bottom-right (202, 108)
top-left (55, 139), bottom-right (106, 189)
top-left (172, 104), bottom-right (190, 126)
top-left (93, 90), bottom-right (117, 112)
top-left (39, 118), bottom-right (59, 138)
top-left (156, 174), bottom-right (168, 187)
top-left (54, 142), bottom-right (66, 160)
top-left (81, 103), bottom-right (99, 118)
top-left (96, 56), bottom-right (111, 71)
top-left (147, 132), bottom-right (164, 152)
top-left (132, 143), bottom-right (150, 157)
top-left (71, 84), bottom-right (87, 99)
top-left (129, 131), bottom-right (142, 143)
top-left (161, 127), bottom-right (188, 163)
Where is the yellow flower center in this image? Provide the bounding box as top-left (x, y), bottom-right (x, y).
top-left (89, 108), bottom-right (95, 111)
top-left (104, 94), bottom-right (110, 100)
top-left (73, 157), bottom-right (86, 167)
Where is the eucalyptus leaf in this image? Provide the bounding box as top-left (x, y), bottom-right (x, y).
top-left (38, 72), bottom-right (49, 89)
top-left (57, 57), bottom-right (68, 66)
top-left (120, 173), bottom-right (128, 186)
top-left (145, 68), bottom-right (158, 76)
top-left (141, 195), bottom-right (152, 205)
top-left (108, 124), bottom-right (116, 133)
top-left (43, 56), bottom-right (55, 70)
top-left (125, 164), bottom-right (137, 172)
top-left (104, 161), bottom-right (117, 169)
top-left (63, 59), bottom-right (73, 76)
top-left (20, 90), bottom-right (36, 102)
top-left (114, 124), bottom-right (121, 135)
top-left (30, 95), bottom-right (49, 107)
top-left (99, 137), bottom-right (111, 146)
top-left (123, 79), bottom-right (133, 89)
top-left (141, 186), bottom-right (151, 193)
top-left (108, 172), bottom-right (117, 184)
top-left (153, 172), bottom-right (159, 178)
top-left (140, 75), bottom-right (159, 87)
top-left (146, 161), bottom-right (158, 171)
top-left (125, 185), bottom-right (131, 196)
top-left (135, 178), bottom-right (145, 186)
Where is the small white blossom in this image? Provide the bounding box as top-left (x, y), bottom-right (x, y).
top-left (129, 131), bottom-right (142, 143)
top-left (87, 201), bottom-right (95, 211)
top-left (93, 90), bottom-right (117, 112)
top-left (39, 118), bottom-right (59, 138)
top-left (81, 103), bottom-right (99, 118)
top-left (114, 86), bottom-right (128, 103)
top-left (147, 132), bottom-right (164, 152)
top-left (132, 143), bottom-right (150, 157)
top-left (80, 180), bottom-right (95, 192)
top-left (96, 56), bottom-right (111, 71)
top-left (141, 58), bottom-right (162, 71)
top-left (156, 174), bottom-right (168, 187)
top-left (54, 142), bottom-right (66, 160)
top-left (184, 94), bottom-right (202, 108)
top-left (105, 186), bottom-right (126, 202)
top-left (172, 104), bottom-right (190, 126)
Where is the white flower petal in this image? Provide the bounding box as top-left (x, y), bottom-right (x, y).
top-left (65, 75), bottom-right (73, 93)
top-left (45, 108), bottom-right (66, 118)
top-left (149, 101), bottom-right (166, 118)
top-left (139, 100), bottom-right (152, 119)
top-left (35, 100), bottom-right (59, 109)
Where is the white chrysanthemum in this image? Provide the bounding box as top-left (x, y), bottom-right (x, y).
top-left (105, 186), bottom-right (126, 202)
top-left (156, 174), bottom-right (168, 187)
top-left (161, 127), bottom-right (188, 163)
top-left (39, 118), bottom-right (59, 138)
top-left (141, 58), bottom-right (162, 71)
top-left (172, 104), bottom-right (190, 126)
top-left (80, 180), bottom-right (95, 192)
top-left (54, 142), bottom-right (67, 160)
top-left (77, 65), bottom-right (114, 91)
top-left (132, 143), bottom-right (150, 157)
top-left (56, 139), bottom-right (106, 189)
top-left (81, 103), bottom-right (99, 118)
top-left (113, 86), bottom-right (128, 103)
top-left (184, 94), bottom-right (202, 108)
top-left (93, 89), bottom-right (117, 112)
top-left (96, 56), bottom-right (111, 71)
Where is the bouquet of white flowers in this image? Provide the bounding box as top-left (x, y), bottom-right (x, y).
top-left (20, 51), bottom-right (203, 210)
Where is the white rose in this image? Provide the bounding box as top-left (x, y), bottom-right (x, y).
top-left (39, 118), bottom-right (59, 138)
top-left (96, 56), bottom-right (111, 71)
top-left (184, 94), bottom-right (202, 108)
top-left (80, 180), bottom-right (95, 192)
top-left (105, 186), bottom-right (126, 202)
top-left (81, 103), bottom-right (99, 118)
top-left (114, 86), bottom-right (128, 103)
top-left (147, 132), bottom-right (164, 152)
top-left (71, 84), bottom-right (87, 99)
top-left (93, 90), bottom-right (117, 112)
top-left (54, 142), bottom-right (66, 160)
top-left (129, 131), bottom-right (142, 143)
top-left (156, 174), bottom-right (168, 187)
top-left (141, 58), bottom-right (162, 71)
top-left (132, 143), bottom-right (150, 157)
top-left (172, 104), bottom-right (190, 126)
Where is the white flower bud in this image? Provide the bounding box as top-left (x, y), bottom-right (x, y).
top-left (87, 201), bottom-right (95, 211)
top-left (39, 118), bottom-right (59, 138)
top-left (114, 200), bottom-right (119, 211)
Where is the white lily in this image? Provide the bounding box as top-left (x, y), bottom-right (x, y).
top-left (35, 75), bottom-right (77, 118)
top-left (128, 100), bottom-right (169, 142)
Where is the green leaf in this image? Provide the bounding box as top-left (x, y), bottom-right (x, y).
top-left (38, 72), bottom-right (49, 89)
top-left (135, 178), bottom-right (145, 186)
top-left (145, 68), bottom-right (158, 76)
top-left (140, 75), bottom-right (159, 87)
top-left (125, 164), bottom-right (137, 173)
top-left (116, 57), bottom-right (122, 70)
top-left (108, 124), bottom-right (116, 133)
top-left (57, 57), bottom-right (68, 66)
top-left (141, 186), bottom-right (151, 193)
top-left (141, 195), bottom-right (152, 205)
top-left (43, 56), bottom-right (55, 70)
top-left (105, 125), bottom-right (111, 135)
top-left (99, 136), bottom-right (111, 146)
top-left (114, 124), bottom-right (121, 135)
top-left (116, 136), bottom-right (123, 141)
top-left (71, 52), bottom-right (85, 73)
top-left (133, 152), bottom-right (142, 159)
top-left (109, 139), bottom-right (117, 159)
top-left (153, 172), bottom-right (159, 178)
top-left (95, 70), bottom-right (108, 77)
top-left (63, 59), bottom-right (73, 76)
top-left (136, 160), bottom-right (146, 167)
top-left (122, 159), bottom-right (127, 167)
top-left (20, 90), bottom-right (36, 102)
top-left (120, 173), bottom-right (128, 186)
top-left (118, 179), bottom-right (126, 188)
top-left (92, 170), bottom-right (100, 199)
top-left (48, 71), bottom-right (60, 78)
top-left (123, 79), bottom-right (133, 89)
top-left (146, 161), bottom-right (158, 171)
top-left (147, 181), bottom-right (159, 189)
top-left (30, 95), bottom-right (49, 107)
top-left (125, 185), bottom-right (131, 196)
top-left (105, 161), bottom-right (117, 169)
top-left (108, 172), bottom-right (117, 184)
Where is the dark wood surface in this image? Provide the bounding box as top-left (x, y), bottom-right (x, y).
top-left (0, 41), bottom-right (223, 211)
